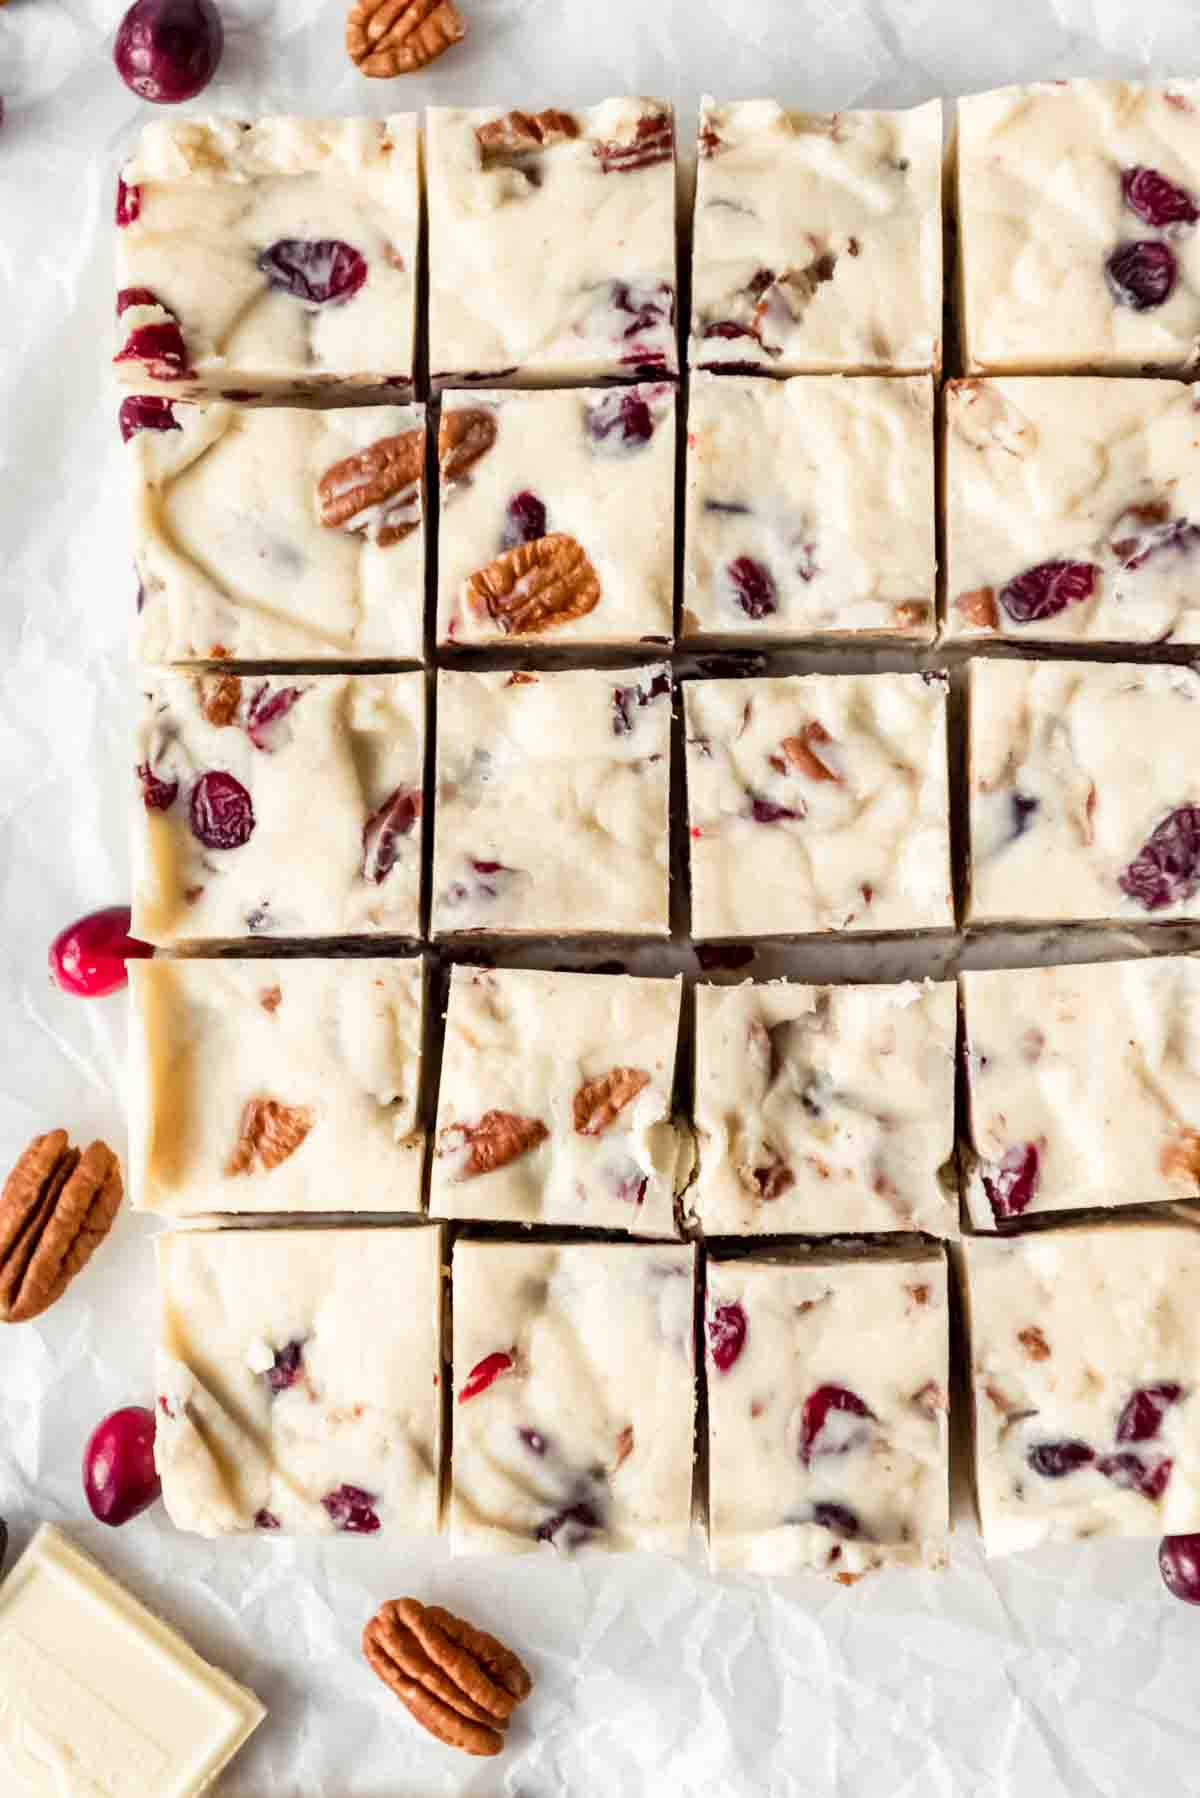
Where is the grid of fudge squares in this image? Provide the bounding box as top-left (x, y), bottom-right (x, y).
top-left (683, 372), bottom-right (936, 642)
top-left (427, 99), bottom-right (678, 387)
top-left (689, 979), bottom-right (957, 1238)
top-left (432, 666), bottom-right (671, 937)
top-left (967, 658), bottom-right (1200, 927)
top-left (705, 1248), bottom-right (950, 1577)
top-left (156, 1225), bottom-right (443, 1538)
top-left (115, 116), bottom-right (419, 399)
top-left (133, 670), bottom-right (425, 945)
top-left (685, 671), bottom-right (952, 939)
top-left (690, 98), bottom-right (943, 375)
top-left (129, 398), bottom-right (425, 665)
top-left (436, 385), bottom-right (675, 648)
top-left (964, 1217), bottom-right (1200, 1555)
top-left (450, 1239), bottom-right (695, 1556)
top-left (957, 80), bottom-right (1200, 376)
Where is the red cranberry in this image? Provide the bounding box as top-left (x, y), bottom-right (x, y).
top-left (115, 320), bottom-right (192, 382)
top-left (535, 1498), bottom-right (602, 1549)
top-left (1160, 1533), bottom-right (1200, 1603)
top-left (189, 771), bottom-right (255, 850)
top-left (362, 786), bottom-right (421, 885)
top-left (49, 906), bottom-right (153, 998)
top-left (265, 1340), bottom-right (304, 1395)
top-left (612, 671), bottom-right (671, 736)
top-left (1121, 166), bottom-right (1199, 229)
top-left (584, 389), bottom-right (655, 449)
top-left (799, 1385), bottom-right (875, 1466)
top-left (83, 1406), bottom-right (162, 1527)
top-left (137, 761), bottom-right (179, 811)
top-left (982, 1142), bottom-right (1040, 1222)
top-left (1119, 806), bottom-right (1200, 910)
top-left (246, 682), bottom-right (301, 752)
top-left (811, 1501), bottom-right (864, 1540)
top-left (1113, 514), bottom-right (1200, 570)
top-left (752, 1156), bottom-right (794, 1199)
top-left (1105, 240), bottom-right (1178, 310)
top-left (500, 491), bottom-right (547, 548)
top-left (458, 1350), bottom-right (514, 1403)
top-left (321, 1484), bottom-right (380, 1533)
top-left (1027, 1440), bottom-right (1095, 1478)
top-left (116, 175), bottom-right (142, 227)
top-left (749, 793), bottom-right (804, 825)
top-left (117, 287), bottom-right (161, 317)
top-left (610, 279), bottom-right (673, 336)
top-left (997, 559), bottom-right (1098, 624)
top-left (707, 1300), bottom-right (747, 1373)
top-left (119, 395), bottom-right (180, 443)
top-left (114, 0), bottom-right (224, 103)
top-left (1097, 1451), bottom-right (1173, 1500)
top-left (518, 1427), bottom-right (548, 1455)
top-left (703, 319), bottom-right (759, 342)
top-left (257, 240), bottom-right (368, 307)
top-left (1117, 1382), bottom-right (1183, 1443)
top-left (1010, 792), bottom-right (1040, 839)
top-left (726, 556), bottom-right (777, 620)
top-left (255, 1508), bottom-right (281, 1531)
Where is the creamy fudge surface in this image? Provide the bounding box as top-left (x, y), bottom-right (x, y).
top-left (967, 658), bottom-right (1200, 926)
top-left (116, 116), bottom-right (419, 396)
top-left (436, 385), bottom-right (675, 647)
top-left (683, 373), bottom-right (936, 641)
top-left (133, 670), bottom-right (425, 945)
top-left (705, 1252), bottom-right (950, 1576)
top-left (691, 97), bottom-right (942, 375)
top-left (684, 672), bottom-right (952, 938)
top-left (451, 1240), bottom-right (695, 1556)
top-left (690, 980), bottom-right (957, 1237)
top-left (432, 666), bottom-right (671, 936)
top-left (958, 81), bottom-right (1200, 375)
top-left (427, 99), bottom-right (678, 384)
top-left (431, 966), bottom-right (689, 1236)
top-left (965, 1221), bottom-right (1200, 1554)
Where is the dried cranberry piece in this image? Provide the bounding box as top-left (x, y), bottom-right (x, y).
top-left (1028, 1440), bottom-right (1095, 1478)
top-left (113, 0), bottom-right (224, 104)
top-left (1119, 806), bottom-right (1200, 911)
top-left (500, 490), bottom-right (547, 548)
top-left (518, 1427), bottom-right (548, 1456)
top-left (1010, 792), bottom-right (1040, 839)
top-left (257, 239), bottom-right (368, 307)
top-left (119, 395), bottom-right (181, 443)
top-left (1105, 240), bottom-right (1178, 311)
top-left (749, 793), bottom-right (803, 825)
top-left (981, 1142), bottom-right (1040, 1222)
top-left (83, 1406), bottom-right (161, 1527)
top-left (137, 762), bottom-right (178, 811)
top-left (49, 906), bottom-right (153, 998)
top-left (459, 1350), bottom-right (514, 1403)
top-left (613, 1170), bottom-right (649, 1206)
top-left (189, 771), bottom-right (255, 850)
top-left (612, 671), bottom-right (671, 736)
top-left (610, 279), bottom-right (674, 336)
top-left (726, 556), bottom-right (777, 620)
top-left (1113, 514), bottom-right (1200, 570)
top-left (799, 1385), bottom-right (875, 1466)
top-left (362, 786), bottom-right (421, 885)
top-left (535, 1499), bottom-right (602, 1548)
top-left (246, 683), bottom-right (301, 752)
top-left (116, 175), bottom-right (141, 227)
top-left (1121, 166), bottom-right (1199, 229)
top-left (752, 1156), bottom-right (794, 1200)
top-left (707, 1300), bottom-right (747, 1373)
top-left (265, 1341), bottom-right (304, 1395)
top-left (321, 1484), bottom-right (381, 1533)
top-left (997, 560), bottom-right (1098, 624)
top-left (593, 111), bottom-right (673, 174)
top-left (116, 286), bottom-right (161, 317)
top-left (1097, 1451), bottom-right (1173, 1500)
top-left (811, 1501), bottom-right (864, 1540)
top-left (584, 389), bottom-right (655, 449)
top-left (703, 319), bottom-right (759, 342)
top-left (255, 1508), bottom-right (281, 1531)
top-left (1116, 1383), bottom-right (1183, 1442)
top-left (1160, 1533), bottom-right (1200, 1602)
top-left (115, 320), bottom-right (192, 382)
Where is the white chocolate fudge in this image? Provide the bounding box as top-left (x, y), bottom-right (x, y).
top-left (130, 399), bottom-right (425, 664)
top-left (945, 377), bottom-right (1200, 644)
top-left (133, 670), bottom-right (425, 945)
top-left (115, 116), bottom-right (419, 398)
top-left (958, 81), bottom-right (1200, 376)
top-left (964, 1220), bottom-right (1200, 1555)
top-left (450, 1239), bottom-right (695, 1555)
top-left (436, 386), bottom-right (675, 647)
top-left (705, 1251), bottom-right (950, 1576)
top-left (431, 966), bottom-right (689, 1236)
top-left (156, 1225), bottom-right (443, 1538)
top-left (682, 372), bottom-right (936, 641)
top-left (427, 99), bottom-right (678, 385)
top-left (967, 658), bottom-right (1200, 926)
top-left (685, 672), bottom-right (952, 939)
top-left (691, 97), bottom-right (942, 375)
top-left (691, 980), bottom-right (957, 1237)
top-left (129, 956), bottom-right (425, 1218)
top-left (432, 666), bottom-right (671, 936)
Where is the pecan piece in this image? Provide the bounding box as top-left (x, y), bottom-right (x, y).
top-left (465, 533), bottom-right (600, 636)
top-left (593, 109), bottom-right (674, 174)
top-left (955, 586), bottom-right (999, 631)
top-left (476, 108), bottom-right (579, 162)
top-left (346, 0), bottom-right (465, 75)
top-left (317, 429), bottom-right (423, 548)
top-left (194, 673), bottom-right (242, 727)
top-left (439, 1111), bottom-right (548, 1178)
top-left (226, 1100), bottom-right (314, 1176)
top-left (438, 407), bottom-right (497, 485)
top-left (893, 600), bottom-right (931, 632)
top-left (1018, 1325), bottom-right (1051, 1362)
top-left (1162, 1128), bottom-right (1200, 1184)
top-left (778, 721), bottom-right (840, 783)
top-left (0, 1132), bottom-right (123, 1324)
top-left (573, 1068), bottom-right (651, 1136)
top-left (363, 1598), bottom-right (532, 1758)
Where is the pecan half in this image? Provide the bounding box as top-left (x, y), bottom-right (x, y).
top-left (226, 1100), bottom-right (314, 1176)
top-left (363, 1598), bottom-right (532, 1758)
top-left (955, 586), bottom-right (999, 631)
top-left (439, 1111), bottom-right (548, 1178)
top-left (0, 1132), bottom-right (123, 1324)
top-left (476, 108), bottom-right (579, 162)
top-left (573, 1068), bottom-right (650, 1136)
top-left (195, 673), bottom-right (242, 727)
top-left (318, 429), bottom-right (423, 547)
top-left (346, 0), bottom-right (465, 75)
top-left (593, 110), bottom-right (674, 174)
top-left (465, 533), bottom-right (600, 635)
top-left (439, 407), bottom-right (497, 485)
top-left (778, 721), bottom-right (839, 783)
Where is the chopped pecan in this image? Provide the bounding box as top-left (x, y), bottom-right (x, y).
top-left (439, 1110), bottom-right (548, 1178)
top-left (476, 108), bottom-right (579, 162)
top-left (907, 1282), bottom-right (931, 1307)
top-left (0, 1132), bottom-right (123, 1324)
top-left (613, 1424), bottom-right (635, 1471)
top-left (259, 985), bottom-right (282, 1013)
top-left (195, 673), bottom-right (242, 727)
top-left (573, 1068), bottom-right (650, 1136)
top-left (363, 1598), bottom-right (532, 1758)
top-left (593, 109), bottom-right (674, 174)
top-left (346, 0), bottom-right (466, 76)
top-left (226, 1099), bottom-right (314, 1176)
top-left (955, 586), bottom-right (999, 631)
top-left (893, 600), bottom-right (931, 632)
top-left (465, 533), bottom-right (600, 636)
top-left (1162, 1128), bottom-right (1200, 1184)
top-left (317, 429), bottom-right (423, 547)
top-left (439, 407), bottom-right (497, 485)
top-left (778, 720), bottom-right (839, 783)
top-left (1018, 1325), bottom-right (1051, 1361)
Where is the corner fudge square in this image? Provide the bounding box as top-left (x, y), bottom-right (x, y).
top-left (683, 372), bottom-right (935, 641)
top-left (432, 666), bottom-right (671, 936)
top-left (450, 1239), bottom-right (695, 1556)
top-left (427, 100), bottom-right (678, 386)
top-left (133, 670), bottom-right (425, 945)
top-left (129, 956), bottom-right (425, 1217)
top-left (705, 1249), bottom-right (950, 1576)
top-left (115, 116), bottom-right (419, 398)
top-left (156, 1224), bottom-right (443, 1538)
top-left (436, 385), bottom-right (675, 647)
top-left (690, 98), bottom-right (942, 376)
top-left (684, 671), bottom-right (952, 938)
top-left (967, 658), bottom-right (1200, 926)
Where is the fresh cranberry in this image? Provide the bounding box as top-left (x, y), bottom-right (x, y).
top-left (1105, 240), bottom-right (1178, 310)
top-left (749, 793), bottom-right (803, 825)
top-left (49, 906), bottom-right (153, 998)
top-left (811, 1501), bottom-right (864, 1540)
top-left (362, 786), bottom-right (421, 885)
top-left (116, 175), bottom-right (142, 227)
top-left (113, 0), bottom-right (224, 103)
top-left (981, 1142), bottom-right (1040, 1222)
top-left (1119, 806), bottom-right (1200, 910)
top-left (1116, 1382), bottom-right (1183, 1443)
top-left (726, 556), bottom-right (777, 620)
top-left (519, 1428), bottom-right (548, 1456)
top-left (1027, 1440), bottom-right (1095, 1478)
top-left (1121, 166), bottom-right (1199, 229)
top-left (535, 1498), bottom-right (602, 1548)
top-left (500, 491), bottom-right (547, 548)
top-left (119, 395), bottom-right (180, 443)
top-left (1160, 1533), bottom-right (1200, 1603)
top-left (612, 671), bottom-right (671, 736)
top-left (1097, 1451), bottom-right (1173, 1500)
top-left (257, 240), bottom-right (368, 307)
top-left (321, 1484), bottom-right (380, 1533)
top-left (189, 771), bottom-right (255, 850)
top-left (254, 1509), bottom-right (281, 1531)
top-left (115, 320), bottom-right (191, 381)
top-left (799, 1385), bottom-right (875, 1466)
top-left (459, 1350), bottom-right (514, 1403)
top-left (83, 1406), bottom-right (162, 1527)
top-left (246, 683), bottom-right (301, 751)
top-left (997, 559), bottom-right (1098, 624)
top-left (137, 762), bottom-right (178, 811)
top-left (265, 1341), bottom-right (304, 1395)
top-left (584, 389), bottom-right (655, 449)
top-left (707, 1301), bottom-right (747, 1373)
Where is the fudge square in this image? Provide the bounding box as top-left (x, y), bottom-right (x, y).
top-left (133, 670), bottom-right (424, 945)
top-left (945, 377), bottom-right (1200, 646)
top-left (432, 666), bottom-right (671, 936)
top-left (957, 81), bottom-right (1200, 376)
top-left (690, 979), bottom-right (957, 1238)
top-left (436, 385), bottom-right (675, 648)
top-left (156, 1224), bottom-right (443, 1538)
top-left (130, 399), bottom-right (425, 665)
top-left (684, 671), bottom-right (952, 939)
top-left (431, 967), bottom-right (688, 1236)
top-left (967, 658), bottom-right (1200, 926)
top-left (129, 956), bottom-right (425, 1218)
top-left (705, 1248), bottom-right (950, 1576)
top-left (450, 1239), bottom-right (695, 1555)
top-left (427, 99), bottom-right (678, 386)
top-left (964, 1218), bottom-right (1200, 1555)
top-left (690, 98), bottom-right (942, 376)
top-left (115, 116), bottom-right (419, 398)
top-left (683, 373), bottom-right (936, 642)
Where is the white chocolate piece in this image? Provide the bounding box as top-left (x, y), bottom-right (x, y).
top-left (450, 1239), bottom-right (695, 1556)
top-left (156, 1226), bottom-right (443, 1538)
top-left (132, 670), bottom-right (425, 945)
top-left (958, 81), bottom-right (1200, 375)
top-left (691, 97), bottom-right (942, 375)
top-left (684, 672), bottom-right (952, 938)
top-left (705, 1251), bottom-right (950, 1576)
top-left (116, 116), bottom-right (419, 397)
top-left (967, 658), bottom-right (1200, 926)
top-left (432, 666), bottom-right (671, 936)
top-left (682, 373), bottom-right (936, 641)
top-left (690, 980), bottom-right (957, 1237)
top-left (131, 401), bottom-right (425, 664)
top-left (427, 99), bottom-right (678, 385)
top-left (436, 386), bottom-right (675, 647)
top-left (0, 1524), bottom-right (263, 1795)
